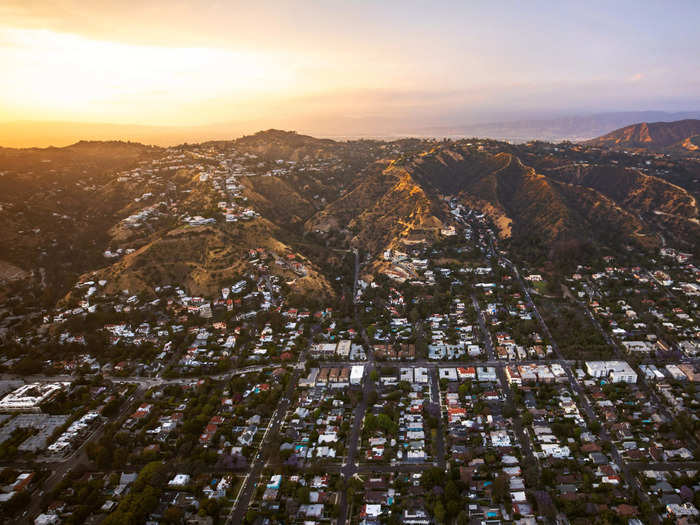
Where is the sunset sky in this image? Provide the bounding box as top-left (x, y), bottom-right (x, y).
top-left (1, 0), bottom-right (699, 140)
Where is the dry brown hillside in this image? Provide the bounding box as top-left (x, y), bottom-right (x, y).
top-left (306, 159), bottom-right (445, 254)
top-left (586, 119), bottom-right (700, 151)
top-left (308, 143), bottom-right (664, 269)
top-left (80, 219), bottom-right (334, 299)
top-left (545, 165), bottom-right (699, 249)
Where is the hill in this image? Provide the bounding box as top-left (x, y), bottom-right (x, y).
top-left (83, 220), bottom-right (334, 300)
top-left (308, 143), bottom-right (669, 272)
top-left (1, 133), bottom-right (698, 307)
top-left (586, 119), bottom-right (700, 153)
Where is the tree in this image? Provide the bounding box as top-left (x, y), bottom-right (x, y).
top-left (163, 506), bottom-right (183, 523)
top-left (492, 473), bottom-right (508, 503)
top-left (446, 499), bottom-right (461, 518)
top-left (445, 480), bottom-right (459, 501)
top-left (296, 485), bottom-right (310, 504)
top-left (434, 500), bottom-right (446, 523)
top-left (1, 491), bottom-right (30, 516)
top-left (456, 510), bottom-right (469, 525)
top-left (421, 467), bottom-right (445, 490)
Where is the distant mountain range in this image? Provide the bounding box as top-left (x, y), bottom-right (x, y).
top-left (3, 111), bottom-right (700, 147)
top-left (442, 112), bottom-right (700, 143)
top-left (586, 119), bottom-right (700, 153)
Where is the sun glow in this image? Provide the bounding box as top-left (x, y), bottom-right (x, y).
top-left (1, 1), bottom-right (698, 146)
top-left (0, 28), bottom-right (297, 125)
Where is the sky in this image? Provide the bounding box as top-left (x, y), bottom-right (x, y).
top-left (1, 0), bottom-right (699, 139)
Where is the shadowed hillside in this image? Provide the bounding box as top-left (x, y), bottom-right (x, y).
top-left (309, 144), bottom-right (666, 269)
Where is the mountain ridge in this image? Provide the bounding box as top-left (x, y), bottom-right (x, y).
top-left (1, 130), bottom-right (698, 306)
top-left (586, 119), bottom-right (700, 153)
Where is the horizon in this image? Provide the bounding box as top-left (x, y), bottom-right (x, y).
top-left (3, 110), bottom-right (700, 149)
top-left (2, 1), bottom-right (700, 146)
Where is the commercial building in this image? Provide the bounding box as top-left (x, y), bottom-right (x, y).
top-left (350, 365), bottom-right (364, 386)
top-left (0, 382), bottom-right (69, 413)
top-left (585, 361), bottom-right (637, 384)
top-left (336, 339), bottom-right (352, 358)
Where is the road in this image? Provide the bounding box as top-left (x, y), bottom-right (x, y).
top-left (574, 293), bottom-right (698, 452)
top-left (225, 362), bottom-right (302, 524)
top-left (628, 461), bottom-right (700, 471)
top-left (501, 255), bottom-right (651, 510)
top-left (352, 249), bottom-right (360, 304)
top-left (472, 294), bottom-right (496, 361)
top-left (337, 359), bottom-right (374, 525)
top-left (2, 363), bottom-right (282, 389)
top-left (473, 291), bottom-right (539, 479)
top-left (24, 385), bottom-right (147, 523)
top-left (428, 368), bottom-right (446, 469)
top-left (495, 365), bottom-right (537, 466)
top-left (337, 249), bottom-right (376, 525)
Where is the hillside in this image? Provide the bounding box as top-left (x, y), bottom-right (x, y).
top-left (586, 119), bottom-right (700, 153)
top-left (0, 140), bottom-right (160, 171)
top-left (410, 147), bottom-right (660, 253)
top-left (543, 164), bottom-right (699, 251)
top-left (306, 160), bottom-right (444, 253)
top-left (0, 141), bottom-right (165, 300)
top-left (308, 144), bottom-right (665, 271)
top-left (0, 137), bottom-right (350, 305)
top-left (1, 132), bottom-right (698, 308)
top-left (81, 220), bottom-right (334, 300)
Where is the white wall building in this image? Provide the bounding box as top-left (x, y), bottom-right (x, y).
top-left (350, 365), bottom-right (364, 386)
top-left (586, 361), bottom-right (637, 383)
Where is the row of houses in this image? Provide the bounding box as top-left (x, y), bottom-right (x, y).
top-left (309, 339), bottom-right (358, 359)
top-left (299, 366), bottom-right (364, 388)
top-left (505, 363), bottom-right (568, 385)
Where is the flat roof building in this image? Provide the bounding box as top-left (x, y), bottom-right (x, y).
top-left (0, 382), bottom-right (69, 413)
top-left (350, 365), bottom-right (364, 385)
top-left (414, 367), bottom-right (429, 384)
top-left (336, 339), bottom-right (351, 358)
top-left (586, 361), bottom-right (637, 383)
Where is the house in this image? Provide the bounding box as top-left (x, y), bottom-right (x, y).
top-left (678, 364), bottom-right (699, 382)
top-left (457, 367), bottom-right (476, 380)
top-left (666, 503), bottom-right (699, 518)
top-left (665, 364), bottom-right (689, 381)
top-left (361, 504), bottom-right (383, 519)
top-left (299, 503), bottom-right (324, 518)
top-left (168, 474), bottom-right (191, 487)
top-left (350, 365), bottom-right (364, 385)
top-left (34, 515), bottom-right (61, 525)
top-left (505, 366), bottom-right (521, 386)
top-left (439, 368), bottom-right (458, 382)
top-left (402, 508), bottom-right (431, 525)
top-left (477, 367), bottom-right (497, 382)
top-left (336, 339), bottom-right (352, 358)
top-left (622, 341), bottom-right (654, 355)
top-left (491, 430), bottom-right (511, 447)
